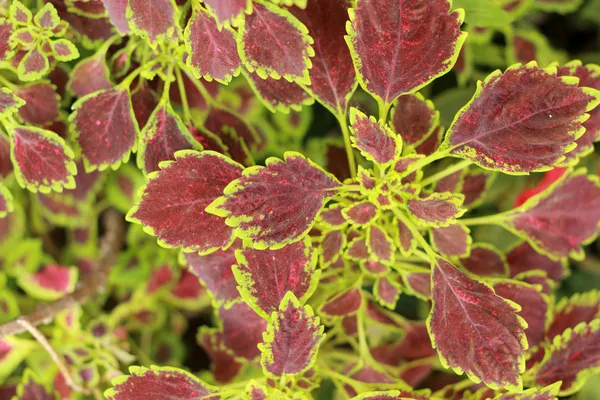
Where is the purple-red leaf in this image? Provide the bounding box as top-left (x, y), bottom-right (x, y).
top-left (68, 53), bottom-right (113, 97)
top-left (506, 242), bottom-right (568, 281)
top-left (219, 301), bottom-right (267, 360)
top-left (367, 225), bottom-right (395, 264)
top-left (18, 264), bottom-right (78, 301)
top-left (203, 0), bottom-right (251, 28)
top-left (460, 244), bottom-right (508, 277)
top-left (245, 71), bottom-right (313, 113)
top-left (320, 204), bottom-right (347, 229)
top-left (431, 223), bottom-right (472, 258)
top-left (128, 151), bottom-right (243, 253)
top-left (16, 82), bottom-right (60, 125)
top-left (346, 237), bottom-right (369, 261)
top-left (101, 0), bottom-right (129, 34)
top-left (374, 275), bottom-right (401, 309)
top-left (407, 193), bottom-right (465, 227)
top-left (197, 328), bottom-right (243, 384)
top-left (126, 0), bottom-right (179, 43)
top-left (390, 93), bottom-right (439, 146)
top-left (349, 108), bottom-right (400, 165)
top-left (546, 291), bottom-right (600, 339)
top-left (395, 218), bottom-right (417, 256)
top-left (428, 259), bottom-right (527, 389)
top-left (320, 229), bottom-right (345, 267)
top-left (461, 169), bottom-right (493, 207)
top-left (343, 201), bottom-right (378, 225)
top-left (0, 88), bottom-right (25, 119)
top-left (320, 287), bottom-right (363, 318)
top-left (0, 19), bottom-right (13, 62)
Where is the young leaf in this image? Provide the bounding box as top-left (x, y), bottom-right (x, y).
top-left (506, 242), bottom-right (568, 281)
top-left (70, 88), bottom-right (139, 171)
top-left (237, 1), bottom-right (314, 84)
top-left (428, 259), bottom-right (527, 389)
top-left (320, 229), bottom-right (345, 267)
top-left (430, 223), bottom-right (472, 258)
top-left (407, 192), bottom-right (465, 227)
top-left (367, 225), bottom-right (395, 265)
top-left (128, 151), bottom-right (243, 253)
top-left (185, 7), bottom-right (241, 84)
top-left (343, 201), bottom-right (378, 225)
top-left (259, 292), bottom-right (325, 378)
top-left (16, 82), bottom-right (60, 125)
top-left (51, 38), bottom-right (79, 62)
top-left (0, 19), bottom-right (14, 62)
top-left (34, 3), bottom-right (61, 29)
top-left (68, 53), bottom-right (113, 97)
top-left (459, 244), bottom-right (508, 277)
top-left (346, 0), bottom-right (466, 109)
top-left (203, 0), bottom-right (252, 28)
top-left (233, 237), bottom-right (318, 317)
top-left (245, 71), bottom-right (313, 113)
top-left (102, 0), bottom-right (130, 34)
top-left (208, 152), bottom-right (340, 249)
top-left (390, 94), bottom-right (439, 147)
top-left (444, 64), bottom-right (600, 173)
top-left (349, 108), bottom-right (401, 165)
top-left (374, 275), bottom-right (401, 309)
top-left (10, 126), bottom-right (77, 193)
top-left (319, 204), bottom-right (347, 229)
top-left (219, 301), bottom-right (267, 360)
top-left (395, 218), bottom-right (417, 256)
top-left (346, 237), bottom-right (369, 261)
top-left (105, 366), bottom-right (219, 400)
top-left (126, 0), bottom-right (180, 43)
top-left (18, 47), bottom-right (49, 81)
top-left (546, 290), bottom-right (600, 339)
top-left (0, 87), bottom-right (25, 119)
top-left (0, 183), bottom-right (13, 218)
top-left (18, 264), bottom-right (78, 301)
top-left (320, 287), bottom-right (363, 318)
top-left (349, 390), bottom-right (429, 400)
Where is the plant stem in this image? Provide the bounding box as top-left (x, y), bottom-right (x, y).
top-left (392, 208), bottom-right (437, 261)
top-left (175, 67), bottom-right (192, 125)
top-left (420, 159), bottom-right (472, 187)
top-left (0, 74), bottom-right (15, 89)
top-left (356, 307), bottom-right (374, 364)
top-left (379, 101), bottom-right (392, 122)
top-left (336, 112), bottom-right (357, 178)
top-left (403, 149), bottom-right (450, 177)
top-left (460, 210), bottom-right (514, 226)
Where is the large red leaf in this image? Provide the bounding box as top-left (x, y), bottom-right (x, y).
top-left (390, 93), bottom-right (439, 146)
top-left (70, 88), bottom-right (139, 171)
top-left (126, 0), bottom-right (179, 43)
top-left (546, 291), bottom-right (600, 339)
top-left (128, 151), bottom-right (243, 253)
top-left (16, 82), bottom-right (60, 126)
top-left (349, 108), bottom-right (400, 165)
top-left (445, 64), bottom-right (600, 173)
top-left (290, 0), bottom-right (356, 113)
top-left (506, 242), bottom-right (567, 281)
top-left (219, 301), bottom-right (267, 360)
top-left (209, 153), bottom-right (340, 249)
top-left (428, 259), bottom-right (527, 389)
top-left (101, 0), bottom-right (129, 34)
top-left (203, 0), bottom-right (251, 28)
top-left (259, 293), bottom-right (324, 377)
top-left (346, 0), bottom-right (466, 108)
top-left (238, 2), bottom-right (313, 84)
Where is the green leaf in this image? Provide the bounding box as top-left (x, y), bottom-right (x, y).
top-left (453, 0), bottom-right (513, 27)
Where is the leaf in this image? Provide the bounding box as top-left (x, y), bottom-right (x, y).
top-left (16, 82), bottom-right (60, 125)
top-left (407, 192), bottom-right (465, 227)
top-left (233, 237), bottom-right (319, 318)
top-left (203, 0), bottom-right (252, 28)
top-left (105, 366), bottom-right (219, 400)
top-left (197, 327), bottom-right (243, 384)
top-left (290, 0), bottom-right (356, 113)
top-left (390, 94), bottom-right (439, 147)
top-left (128, 151), bottom-right (243, 253)
top-left (319, 204), bottom-right (347, 229)
top-left (452, 0), bottom-right (513, 27)
top-left (131, 83), bottom-right (159, 130)
top-left (444, 64), bottom-right (600, 173)
top-left (430, 223), bottom-right (472, 258)
top-left (126, 0), bottom-right (180, 43)
top-left (460, 243), bottom-right (508, 277)
top-left (461, 169), bottom-right (493, 207)
top-left (546, 290), bottom-right (600, 339)
top-left (428, 259), bottom-right (527, 389)
top-left (137, 102), bottom-right (201, 174)
top-left (68, 53), bottom-right (113, 97)
top-left (374, 275), bottom-right (401, 309)
top-left (349, 108), bottom-right (401, 165)
top-left (259, 292), bottom-right (325, 377)
top-left (204, 107), bottom-right (260, 151)
top-left (208, 152), bottom-right (340, 249)
top-left (51, 38), bottom-right (79, 62)
top-left (401, 269), bottom-right (431, 300)
top-left (101, 0), bottom-right (129, 34)
top-left (320, 229), bottom-right (345, 267)
top-left (18, 264), bottom-right (78, 301)
top-left (70, 88), bottom-right (139, 171)
top-left (237, 1), bottom-right (314, 84)
top-left (14, 369), bottom-right (57, 400)
top-left (349, 390), bottom-right (429, 400)
top-left (492, 382), bottom-right (561, 399)
top-left (9, 1), bottom-right (33, 26)
top-left (346, 237), bottom-right (369, 261)
top-left (219, 301), bottom-right (267, 360)
top-left (343, 201), bottom-right (378, 225)
top-left (245, 71), bottom-right (313, 113)
top-left (506, 242), bottom-right (568, 281)
top-left (367, 225), bottom-right (395, 265)
top-left (0, 338), bottom-right (36, 383)
top-left (34, 3), bottom-right (61, 29)
top-left (533, 320), bottom-right (600, 395)
top-left (506, 170), bottom-right (600, 259)
top-left (0, 183), bottom-right (13, 218)
top-left (362, 259), bottom-right (389, 276)
top-left (320, 287), bottom-right (363, 318)
top-left (0, 88), bottom-right (24, 119)
top-left (10, 126), bottom-right (77, 193)
top-left (0, 19), bottom-right (14, 62)
top-left (18, 47), bottom-right (50, 81)
top-left (185, 7), bottom-right (241, 84)
top-left (346, 0), bottom-right (466, 108)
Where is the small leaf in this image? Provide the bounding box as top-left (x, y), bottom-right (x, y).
top-left (0, 19), bottom-right (14, 62)
top-left (374, 275), bottom-right (401, 309)
top-left (0, 87), bottom-right (25, 119)
top-left (105, 366), bottom-right (219, 400)
top-left (18, 47), bottom-right (50, 81)
top-left (390, 93), bottom-right (439, 147)
top-left (492, 382), bottom-right (561, 399)
top-left (349, 390), bottom-right (429, 400)
top-left (346, 237), bottom-right (369, 261)
top-left (245, 71), bottom-right (313, 113)
top-left (395, 218), bottom-right (417, 256)
top-left (208, 152), bottom-right (340, 249)
top-left (319, 204), bottom-right (347, 229)
top-left (461, 169), bottom-right (493, 207)
top-left (367, 225), bottom-right (395, 265)
top-left (126, 0), bottom-right (180, 43)
top-left (70, 88), bottom-right (139, 171)
top-left (18, 264), bottom-right (78, 301)
top-left (506, 242), bottom-right (568, 281)
top-left (320, 229), bottom-right (345, 267)
top-left (51, 38), bottom-right (79, 62)
top-left (9, 1), bottom-right (33, 26)
top-left (460, 243), bottom-right (508, 277)
top-left (16, 82), bottom-right (60, 125)
top-left (197, 327), bottom-right (243, 384)
top-left (320, 287), bottom-right (363, 318)
top-left (428, 259), bottom-right (527, 389)
top-left (237, 1), bottom-right (314, 84)
top-left (203, 0), bottom-right (252, 28)
top-left (343, 201), bottom-right (378, 225)
top-left (431, 223), bottom-right (472, 258)
top-left (10, 126), bottom-right (77, 193)
top-left (259, 292), bottom-right (324, 378)
top-left (407, 192), bottom-right (465, 227)
top-left (349, 108), bottom-right (401, 165)
top-left (102, 0), bottom-right (130, 34)
top-left (34, 3), bottom-right (61, 29)
top-left (68, 53), bottom-right (113, 97)
top-left (128, 151), bottom-right (243, 253)
top-left (219, 301), bottom-right (267, 360)
top-left (546, 290), bottom-right (600, 339)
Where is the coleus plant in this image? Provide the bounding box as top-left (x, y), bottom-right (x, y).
top-left (1, 0), bottom-right (600, 399)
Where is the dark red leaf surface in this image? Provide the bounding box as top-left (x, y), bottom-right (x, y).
top-left (350, 108), bottom-right (399, 165)
top-left (407, 193), bottom-right (464, 227)
top-left (246, 72), bottom-right (312, 112)
top-left (396, 218), bottom-right (416, 256)
top-left (0, 20), bottom-right (13, 62)
top-left (219, 301), bottom-right (267, 360)
top-left (546, 291), bottom-right (600, 339)
top-left (16, 83), bottom-right (60, 125)
top-left (68, 54), bottom-right (113, 97)
top-left (320, 287), bottom-right (363, 317)
top-left (131, 83), bottom-right (159, 130)
top-left (375, 276), bottom-right (400, 309)
top-left (391, 94), bottom-right (438, 146)
top-left (127, 0), bottom-right (179, 43)
top-left (429, 259), bottom-right (527, 388)
top-left (346, 237), bottom-right (369, 261)
top-left (367, 225), bottom-right (394, 264)
top-left (197, 328), bottom-right (242, 384)
top-left (344, 202), bottom-right (378, 225)
top-left (203, 0), bottom-right (250, 28)
top-left (0, 88), bottom-right (24, 120)
top-left (402, 270), bottom-right (431, 299)
top-left (431, 223), bottom-right (471, 257)
top-left (102, 0), bottom-right (129, 34)
top-left (506, 242), bottom-right (567, 281)
top-left (129, 151), bottom-right (242, 252)
top-left (460, 244), bottom-right (507, 277)
top-left (33, 264), bottom-right (74, 293)
top-left (204, 107), bottom-right (259, 151)
top-left (347, 0), bottom-right (465, 106)
top-left (461, 170), bottom-right (491, 207)
top-left (372, 322), bottom-right (435, 365)
top-left (321, 230), bottom-right (344, 266)
top-left (320, 205), bottom-right (347, 228)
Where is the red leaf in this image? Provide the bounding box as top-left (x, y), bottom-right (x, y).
top-left (320, 230), bottom-right (345, 267)
top-left (10, 126), bottom-right (76, 193)
top-left (395, 218), bottom-right (416, 256)
top-left (131, 83), bottom-right (159, 130)
top-left (197, 328), bottom-right (243, 384)
top-left (514, 167), bottom-right (566, 207)
top-left (506, 242), bottom-right (567, 281)
top-left (407, 193), bottom-right (465, 227)
top-left (372, 322), bottom-right (435, 365)
top-left (0, 20), bottom-right (13, 62)
top-left (349, 108), bottom-right (400, 165)
top-left (18, 47), bottom-right (49, 81)
top-left (367, 225), bottom-right (394, 264)
top-left (238, 2), bottom-right (313, 84)
top-left (126, 0), bottom-right (179, 43)
top-left (362, 260), bottom-right (389, 276)
top-left (68, 54), bottom-right (113, 97)
top-left (431, 223), bottom-right (472, 258)
top-left (17, 370), bottom-right (56, 400)
top-left (401, 269), bottom-right (431, 300)
top-left (128, 151), bottom-right (242, 253)
top-left (0, 88), bottom-right (25, 119)
top-left (233, 237), bottom-right (318, 317)
top-left (390, 94), bottom-right (439, 146)
top-left (374, 276), bottom-right (401, 309)
top-left (259, 293), bottom-right (324, 377)
top-left (546, 291), bottom-right (600, 339)
top-left (320, 287), bottom-right (363, 317)
top-left (346, 237), bottom-right (369, 261)
top-left (347, 0), bottom-right (465, 106)
top-left (428, 259), bottom-right (527, 389)
top-left (445, 64), bottom-right (599, 173)
top-left (460, 244), bottom-right (508, 277)
top-left (415, 125), bottom-right (443, 156)
top-left (349, 390), bottom-right (429, 400)
top-left (16, 82), bottom-right (60, 125)
top-left (219, 301), bottom-right (267, 360)
top-left (245, 71), bottom-right (313, 113)
top-left (209, 153), bottom-right (340, 249)
top-left (70, 88), bottom-right (139, 171)
top-left (185, 8), bottom-right (241, 83)
top-left (204, 107), bottom-right (260, 151)
top-left (461, 169), bottom-right (493, 207)
top-left (0, 134), bottom-right (12, 179)
top-left (101, 0), bottom-right (129, 34)
top-left (203, 0), bottom-right (251, 28)
top-left (343, 201), bottom-right (378, 225)
top-left (290, 0), bottom-right (356, 113)
top-left (320, 204), bottom-right (347, 228)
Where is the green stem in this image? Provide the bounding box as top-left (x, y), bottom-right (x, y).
top-left (356, 307), bottom-right (374, 364)
top-left (96, 34), bottom-right (121, 58)
top-left (118, 65), bottom-right (145, 89)
top-left (392, 208), bottom-right (437, 261)
top-left (175, 67), bottom-right (192, 125)
top-left (336, 112), bottom-right (357, 178)
top-left (0, 74), bottom-right (15, 89)
top-left (403, 149), bottom-right (450, 177)
top-left (379, 101), bottom-right (392, 122)
top-left (460, 210), bottom-right (514, 226)
top-left (420, 159), bottom-right (472, 187)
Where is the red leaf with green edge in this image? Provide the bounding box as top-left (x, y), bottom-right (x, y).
top-left (361, 259), bottom-right (389, 276)
top-left (131, 83), bottom-right (159, 130)
top-left (204, 107), bottom-right (260, 151)
top-left (185, 8), bottom-right (241, 84)
top-left (146, 265), bottom-right (173, 294)
top-left (374, 275), bottom-right (401, 309)
top-left (290, 0), bottom-right (356, 113)
top-left (15, 370), bottom-right (57, 400)
top-left (0, 184), bottom-right (13, 218)
top-left (244, 380), bottom-right (268, 400)
top-left (233, 237), bottom-right (318, 317)
top-left (245, 71), bottom-right (313, 113)
top-left (401, 269), bottom-right (431, 300)
top-left (347, 0), bottom-right (466, 109)
top-left (18, 47), bottom-right (49, 81)
top-left (126, 0), bottom-right (179, 43)
top-left (18, 264), bottom-right (78, 301)
top-left (533, 320), bottom-right (600, 395)
top-left (391, 93), bottom-right (439, 146)
top-left (395, 218), bottom-right (417, 256)
top-left (428, 259), bottom-right (528, 389)
top-left (190, 126), bottom-right (229, 155)
top-left (70, 88), bottom-right (139, 171)
top-left (407, 193), bottom-right (465, 227)
top-left (343, 201), bottom-right (378, 225)
top-left (367, 225), bottom-right (395, 264)
top-left (460, 244), bottom-right (508, 277)
top-left (492, 383), bottom-right (561, 400)
top-left (372, 322), bottom-right (435, 365)
top-left (184, 242), bottom-right (241, 306)
top-left (461, 169), bottom-right (493, 207)
top-left (101, 0), bottom-right (129, 34)
top-left (259, 292), bottom-right (324, 378)
top-left (0, 19), bottom-right (13, 62)
top-left (320, 204), bottom-right (347, 229)
top-left (16, 82), bottom-right (60, 125)
top-left (105, 366), bottom-right (219, 400)
top-left (51, 39), bottom-right (79, 62)
top-left (68, 54), bottom-right (113, 98)
top-left (169, 269), bottom-right (205, 301)
top-left (219, 301), bottom-right (267, 360)
top-left (506, 242), bottom-right (567, 281)
top-left (128, 151), bottom-right (242, 253)
top-left (209, 153), bottom-right (340, 249)
top-left (320, 287), bottom-right (363, 318)
top-left (431, 223), bottom-right (472, 258)
top-left (34, 3), bottom-right (61, 29)
top-left (546, 290), bottom-right (600, 339)
top-left (63, 159), bottom-right (103, 201)
top-left (518, 272), bottom-right (554, 296)
top-left (346, 237), bottom-right (369, 261)
top-left (493, 280), bottom-right (549, 348)
top-left (204, 0), bottom-right (251, 28)
top-left (444, 64), bottom-right (600, 173)
top-left (320, 230), bottom-right (345, 267)
top-left (197, 327), bottom-right (243, 383)
top-left (507, 170), bottom-right (600, 259)
top-left (394, 155), bottom-right (424, 181)
top-left (349, 108), bottom-right (401, 165)
top-left (137, 102), bottom-right (201, 175)
top-left (10, 126), bottom-right (77, 193)
top-left (415, 125), bottom-right (443, 156)
top-left (434, 171), bottom-right (462, 193)
top-left (237, 1), bottom-right (313, 84)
